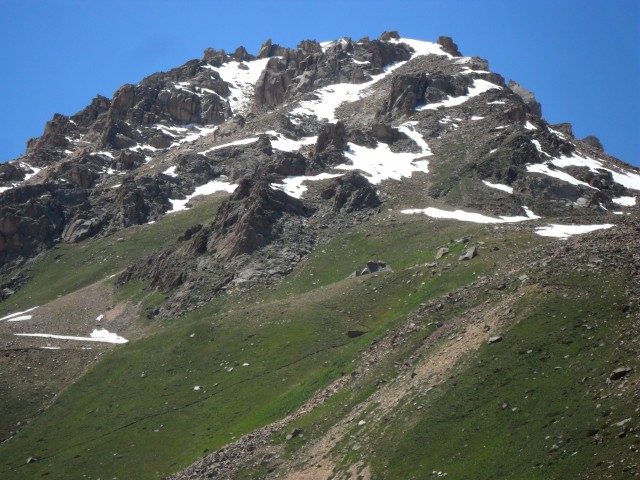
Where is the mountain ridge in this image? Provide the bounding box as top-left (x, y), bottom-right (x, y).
top-left (0, 31), bottom-right (638, 479)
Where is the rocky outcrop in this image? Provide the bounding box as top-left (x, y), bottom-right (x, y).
top-left (508, 80), bottom-right (542, 117)
top-left (436, 36), bottom-right (462, 56)
top-left (62, 217), bottom-right (101, 243)
top-left (205, 178), bottom-right (313, 259)
top-left (321, 172), bottom-right (381, 212)
top-left (113, 150), bottom-right (146, 171)
top-left (380, 72), bottom-right (471, 119)
top-left (0, 185), bottom-right (67, 268)
top-left (582, 135), bottom-right (604, 151)
top-left (315, 122), bottom-right (347, 155)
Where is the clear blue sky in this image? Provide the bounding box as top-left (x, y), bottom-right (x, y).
top-left (1, 0), bottom-right (638, 166)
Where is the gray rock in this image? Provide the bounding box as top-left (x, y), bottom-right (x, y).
top-left (508, 80), bottom-right (542, 117)
top-left (435, 247), bottom-right (449, 259)
top-left (488, 336), bottom-right (503, 344)
top-left (609, 367), bottom-right (632, 381)
top-left (459, 245), bottom-right (478, 261)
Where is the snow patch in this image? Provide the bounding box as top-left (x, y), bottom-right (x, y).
top-left (1, 306), bottom-right (38, 322)
top-left (482, 180), bottom-right (513, 194)
top-left (163, 166), bottom-right (178, 177)
top-left (167, 178), bottom-right (237, 213)
top-left (16, 328), bottom-right (128, 344)
top-left (264, 131), bottom-right (317, 152)
top-left (203, 58), bottom-right (271, 114)
top-left (530, 139), bottom-right (549, 157)
top-left (272, 172), bottom-right (341, 199)
top-left (524, 121), bottom-right (537, 130)
top-left (336, 122), bottom-right (431, 183)
top-left (391, 37), bottom-right (452, 58)
top-left (417, 79), bottom-right (501, 111)
top-left (534, 224), bottom-right (614, 239)
top-left (526, 163), bottom-right (595, 188)
top-left (401, 206), bottom-right (539, 224)
top-left (550, 154), bottom-right (640, 191)
top-left (612, 196), bottom-right (637, 206)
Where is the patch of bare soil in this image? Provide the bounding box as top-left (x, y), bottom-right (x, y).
top-left (0, 279), bottom-right (143, 442)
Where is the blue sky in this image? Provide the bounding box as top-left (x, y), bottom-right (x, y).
top-left (0, 0), bottom-right (638, 166)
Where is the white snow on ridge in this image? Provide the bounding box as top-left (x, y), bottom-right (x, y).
top-left (526, 163), bottom-right (595, 189)
top-left (264, 131), bottom-right (317, 152)
top-left (530, 139), bottom-right (549, 157)
top-left (167, 178), bottom-right (237, 213)
top-left (417, 79), bottom-right (501, 111)
top-left (272, 172), bottom-right (341, 198)
top-left (91, 151), bottom-right (115, 159)
top-left (401, 206), bottom-right (539, 224)
top-left (16, 328), bottom-right (128, 344)
top-left (271, 121), bottom-right (431, 198)
top-left (482, 180), bottom-right (513, 194)
top-left (534, 224), bottom-right (614, 239)
top-left (336, 121), bottom-right (431, 184)
top-left (391, 37), bottom-right (452, 58)
top-left (0, 306), bottom-right (38, 322)
top-left (537, 152), bottom-right (640, 192)
top-left (291, 51), bottom-right (413, 122)
top-left (163, 166), bottom-right (178, 177)
top-left (174, 125), bottom-right (218, 145)
top-left (612, 196), bottom-right (637, 206)
top-left (203, 58), bottom-right (271, 114)
top-left (6, 315), bottom-right (33, 322)
top-left (201, 136), bottom-right (260, 154)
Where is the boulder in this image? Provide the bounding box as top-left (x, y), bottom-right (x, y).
top-left (62, 217), bottom-right (101, 243)
top-left (113, 150), bottom-right (146, 171)
top-left (459, 245), bottom-right (478, 261)
top-left (320, 172), bottom-right (381, 212)
top-left (609, 367), bottom-right (632, 381)
top-left (315, 122), bottom-right (348, 154)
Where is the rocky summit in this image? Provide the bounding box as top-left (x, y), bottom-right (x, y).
top-left (0, 32), bottom-right (638, 480)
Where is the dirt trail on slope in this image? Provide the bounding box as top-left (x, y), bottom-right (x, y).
top-left (278, 289), bottom-right (529, 480)
top-left (170, 274), bottom-right (534, 480)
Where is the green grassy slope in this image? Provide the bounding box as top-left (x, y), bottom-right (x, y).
top-left (0, 214), bottom-right (528, 479)
top-left (0, 200), bottom-right (223, 318)
top-left (368, 268), bottom-right (639, 479)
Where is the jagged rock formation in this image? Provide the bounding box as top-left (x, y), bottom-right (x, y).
top-left (1, 29), bottom-right (638, 280)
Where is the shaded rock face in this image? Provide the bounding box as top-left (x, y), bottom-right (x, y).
top-left (62, 217), bottom-right (101, 244)
top-left (380, 72), bottom-right (471, 119)
top-left (582, 135), bottom-right (604, 151)
top-left (321, 172), bottom-right (381, 212)
top-left (113, 150), bottom-right (146, 171)
top-left (508, 80), bottom-right (542, 117)
top-left (205, 178), bottom-right (313, 259)
top-left (111, 175), bottom-right (173, 229)
top-left (253, 35), bottom-right (413, 111)
top-left (0, 163), bottom-right (26, 183)
top-left (436, 36), bottom-right (462, 56)
top-left (0, 186), bottom-right (68, 267)
top-left (315, 122), bottom-right (348, 155)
